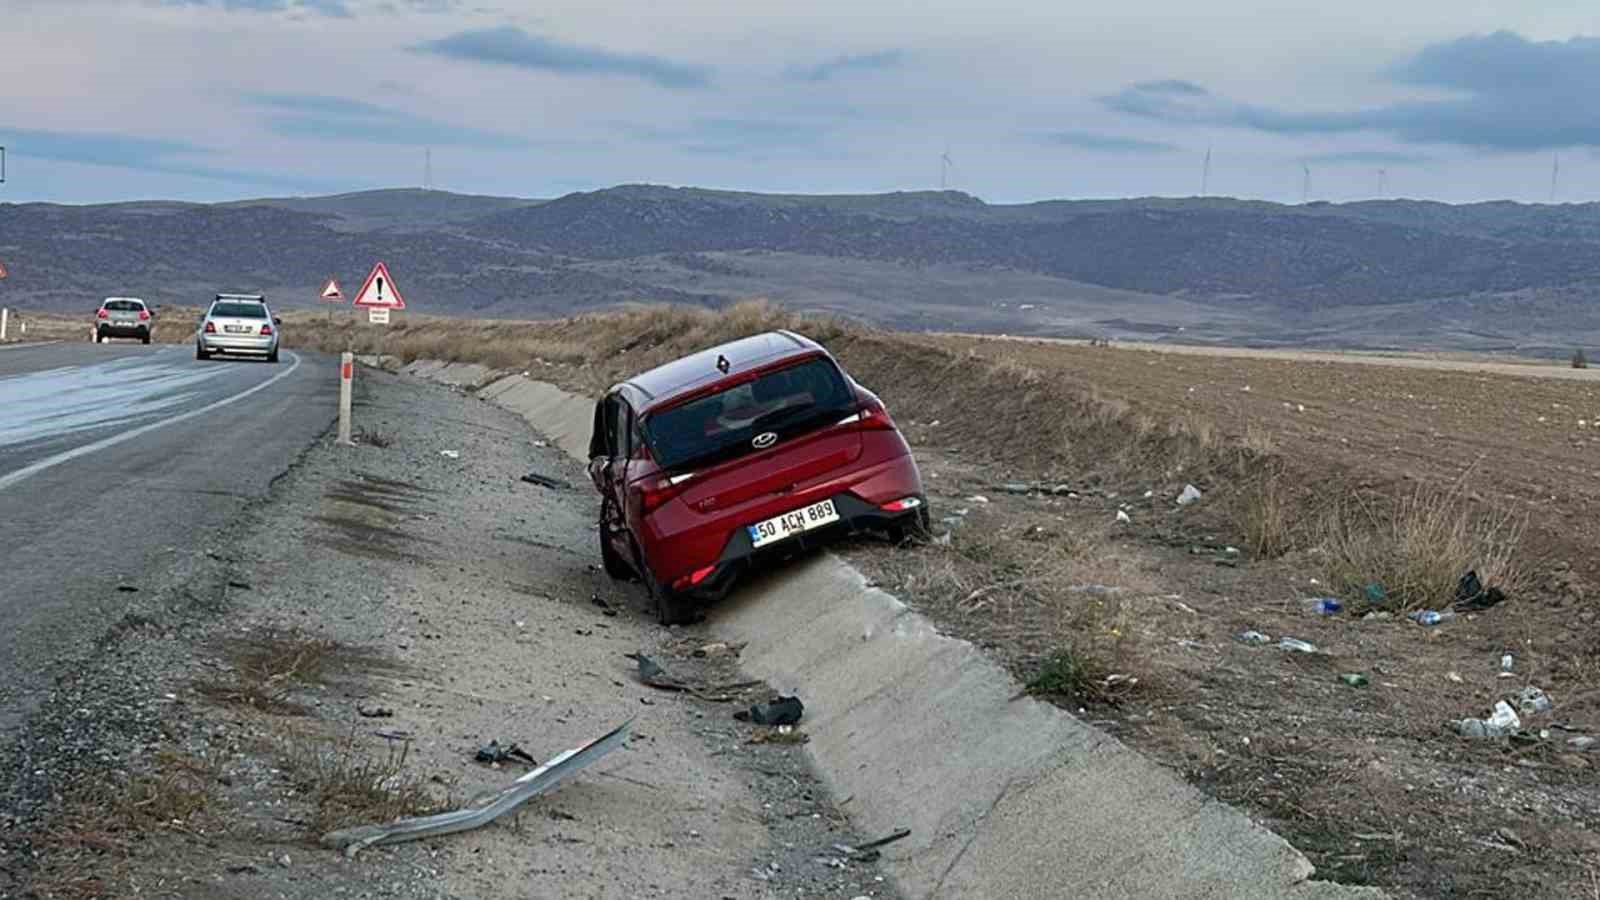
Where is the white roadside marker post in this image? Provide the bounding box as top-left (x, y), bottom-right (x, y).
top-left (338, 352), bottom-right (355, 446)
top-left (1, 308), bottom-right (8, 341)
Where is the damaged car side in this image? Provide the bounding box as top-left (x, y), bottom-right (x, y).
top-left (588, 330), bottom-right (927, 624)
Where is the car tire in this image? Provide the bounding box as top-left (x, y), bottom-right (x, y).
top-left (888, 507), bottom-right (932, 545)
top-left (630, 537), bottom-right (697, 626)
top-left (266, 347), bottom-right (279, 363)
top-left (599, 519), bottom-right (633, 580)
top-left (195, 343), bottom-right (209, 360)
top-left (141, 334), bottom-right (151, 345)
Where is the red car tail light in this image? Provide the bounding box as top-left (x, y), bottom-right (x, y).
top-left (672, 564), bottom-right (717, 591)
top-left (881, 497), bottom-right (923, 512)
top-left (839, 397), bottom-right (896, 431)
top-left (638, 474), bottom-right (689, 515)
top-left (96, 308), bottom-right (110, 319)
top-left (260, 323), bottom-right (273, 336)
top-left (137, 310), bottom-right (150, 321)
top-left (204, 321), bottom-right (216, 333)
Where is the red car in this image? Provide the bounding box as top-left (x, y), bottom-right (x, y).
top-left (587, 330), bottom-right (927, 624)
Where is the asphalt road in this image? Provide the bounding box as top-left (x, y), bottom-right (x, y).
top-left (0, 340), bottom-right (334, 736)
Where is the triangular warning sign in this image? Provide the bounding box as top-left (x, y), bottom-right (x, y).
top-left (352, 262), bottom-right (405, 309)
top-left (320, 278), bottom-right (343, 301)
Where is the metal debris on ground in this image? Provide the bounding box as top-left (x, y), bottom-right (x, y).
top-left (475, 740), bottom-right (538, 766)
top-left (734, 695), bottom-right (804, 726)
top-left (520, 471), bottom-right (570, 490)
top-left (625, 652), bottom-right (694, 692)
top-left (322, 718), bottom-right (632, 858)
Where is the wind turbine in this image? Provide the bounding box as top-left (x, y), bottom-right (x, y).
top-left (1301, 164), bottom-right (1311, 203)
top-left (940, 143), bottom-right (954, 191)
top-left (1377, 168), bottom-right (1386, 197)
top-left (1201, 145), bottom-right (1212, 196)
top-left (1550, 153), bottom-right (1560, 203)
top-left (424, 147), bottom-right (433, 191)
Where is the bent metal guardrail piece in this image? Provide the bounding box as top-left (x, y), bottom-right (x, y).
top-left (321, 717), bottom-right (634, 859)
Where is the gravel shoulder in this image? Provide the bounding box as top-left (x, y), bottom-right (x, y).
top-left (5, 367), bottom-right (890, 899)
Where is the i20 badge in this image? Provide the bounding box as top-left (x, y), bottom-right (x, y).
top-left (752, 431), bottom-right (778, 449)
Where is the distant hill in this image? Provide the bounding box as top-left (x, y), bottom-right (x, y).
top-left (3, 184), bottom-right (1600, 352)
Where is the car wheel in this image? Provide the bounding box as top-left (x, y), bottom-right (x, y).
top-left (649, 578), bottom-right (697, 626)
top-left (141, 334), bottom-right (151, 345)
top-left (888, 507), bottom-right (932, 545)
top-left (599, 521), bottom-right (633, 580)
top-left (630, 537), bottom-right (697, 625)
top-left (266, 346), bottom-right (279, 363)
top-left (196, 343), bottom-right (209, 360)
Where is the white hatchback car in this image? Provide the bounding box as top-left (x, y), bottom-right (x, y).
top-left (197, 294), bottom-right (280, 362)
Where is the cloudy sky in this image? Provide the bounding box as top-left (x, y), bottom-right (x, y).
top-left (3, 0), bottom-right (1600, 204)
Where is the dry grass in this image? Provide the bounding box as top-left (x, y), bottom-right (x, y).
top-left (1242, 420), bottom-right (1277, 455)
top-left (279, 727), bottom-right (439, 835)
top-left (1235, 472), bottom-right (1295, 558)
top-left (861, 518), bottom-right (1153, 705)
top-left (26, 749), bottom-right (220, 899)
top-left (193, 630), bottom-right (340, 716)
top-left (354, 426), bottom-right (395, 448)
top-left (1317, 482), bottom-right (1526, 611)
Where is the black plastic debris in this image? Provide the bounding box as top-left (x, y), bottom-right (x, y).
top-left (1452, 570), bottom-right (1506, 612)
top-left (475, 740), bottom-right (537, 766)
top-left (520, 471), bottom-right (569, 490)
top-left (357, 704), bottom-right (395, 718)
top-left (735, 695), bottom-right (804, 726)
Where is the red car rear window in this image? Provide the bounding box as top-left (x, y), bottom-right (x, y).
top-left (644, 357), bottom-right (855, 470)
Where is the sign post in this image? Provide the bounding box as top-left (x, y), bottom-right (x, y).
top-left (320, 277), bottom-right (343, 323)
top-left (337, 352), bottom-right (354, 446)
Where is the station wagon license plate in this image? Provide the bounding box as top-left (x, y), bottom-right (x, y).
top-left (224, 325), bottom-right (249, 334)
top-left (748, 499), bottom-right (839, 548)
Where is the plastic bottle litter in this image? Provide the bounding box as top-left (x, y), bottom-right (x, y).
top-left (1498, 653), bottom-right (1516, 679)
top-left (1235, 630), bottom-right (1271, 646)
top-left (1456, 700), bottom-right (1522, 739)
top-left (1339, 673), bottom-right (1369, 687)
top-left (1277, 637), bottom-right (1317, 653)
top-left (1518, 687), bottom-right (1552, 715)
top-left (1409, 609), bottom-right (1455, 626)
top-left (1176, 484), bottom-right (1203, 506)
top-left (1306, 598), bottom-right (1343, 616)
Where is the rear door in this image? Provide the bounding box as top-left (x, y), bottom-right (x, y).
top-left (642, 356), bottom-right (864, 516)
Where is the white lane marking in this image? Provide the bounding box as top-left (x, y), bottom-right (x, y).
top-left (0, 341), bottom-right (62, 351)
top-left (0, 352), bottom-right (305, 491)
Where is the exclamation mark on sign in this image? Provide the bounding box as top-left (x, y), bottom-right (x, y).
top-left (376, 277), bottom-right (384, 301)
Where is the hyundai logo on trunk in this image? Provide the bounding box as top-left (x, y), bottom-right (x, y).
top-left (752, 431), bottom-right (778, 449)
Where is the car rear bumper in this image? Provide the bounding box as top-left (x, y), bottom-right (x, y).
top-left (99, 323), bottom-right (148, 336)
top-left (201, 335), bottom-right (276, 354)
top-left (644, 451), bottom-right (926, 599)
